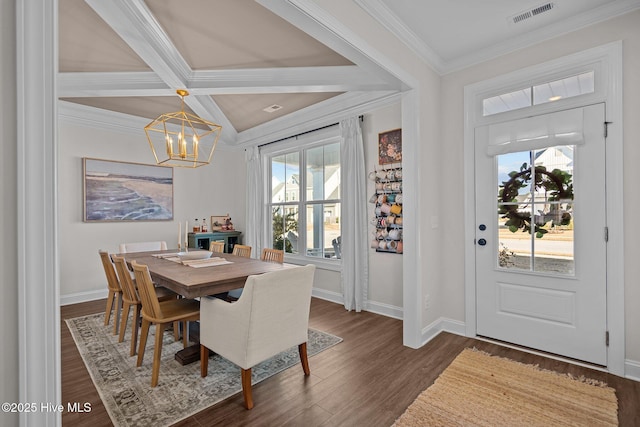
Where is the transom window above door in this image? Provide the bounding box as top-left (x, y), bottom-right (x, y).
top-left (482, 71), bottom-right (595, 116)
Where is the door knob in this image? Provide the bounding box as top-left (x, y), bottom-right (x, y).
top-left (477, 238), bottom-right (487, 246)
top-left (479, 224), bottom-right (486, 231)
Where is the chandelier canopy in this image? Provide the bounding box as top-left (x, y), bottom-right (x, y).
top-left (144, 89), bottom-right (222, 168)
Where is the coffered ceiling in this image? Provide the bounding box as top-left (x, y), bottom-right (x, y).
top-left (59, 0), bottom-right (640, 146)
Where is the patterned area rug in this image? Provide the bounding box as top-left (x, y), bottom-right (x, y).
top-left (66, 313), bottom-right (342, 426)
top-left (393, 348), bottom-right (618, 427)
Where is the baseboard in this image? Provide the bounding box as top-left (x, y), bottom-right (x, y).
top-left (60, 289), bottom-right (107, 306)
top-left (311, 288), bottom-right (343, 305)
top-left (625, 359), bottom-right (640, 382)
top-left (365, 301), bottom-right (403, 320)
top-left (421, 317), bottom-right (467, 346)
top-left (311, 288), bottom-right (403, 319)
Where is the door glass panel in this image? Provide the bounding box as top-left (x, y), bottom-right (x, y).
top-left (497, 148), bottom-right (574, 275)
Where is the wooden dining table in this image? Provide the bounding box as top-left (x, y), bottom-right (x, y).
top-left (118, 249), bottom-right (296, 364)
top-left (119, 249), bottom-right (294, 299)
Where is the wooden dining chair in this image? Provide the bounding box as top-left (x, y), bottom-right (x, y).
top-left (99, 250), bottom-right (123, 335)
top-left (111, 255), bottom-right (179, 356)
top-left (226, 245), bottom-right (254, 300)
top-left (209, 241), bottom-right (225, 253)
top-left (200, 265), bottom-right (316, 409)
top-left (260, 248), bottom-right (284, 264)
top-left (131, 260), bottom-right (200, 387)
top-left (231, 244), bottom-right (252, 258)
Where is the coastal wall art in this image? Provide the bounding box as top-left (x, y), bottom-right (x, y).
top-left (83, 158), bottom-right (173, 222)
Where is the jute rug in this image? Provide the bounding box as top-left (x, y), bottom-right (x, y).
top-left (66, 313), bottom-right (342, 426)
top-left (393, 348), bottom-right (618, 427)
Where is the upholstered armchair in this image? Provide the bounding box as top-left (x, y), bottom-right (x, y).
top-left (199, 264), bottom-right (316, 409)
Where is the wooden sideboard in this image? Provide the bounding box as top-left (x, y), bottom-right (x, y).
top-left (187, 231), bottom-right (242, 253)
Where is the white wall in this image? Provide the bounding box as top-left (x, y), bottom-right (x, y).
top-left (1, 0), bottom-right (19, 424)
top-left (58, 118), bottom-right (247, 301)
top-left (313, 0), bottom-right (443, 337)
top-left (440, 11), bottom-right (640, 361)
top-left (363, 103), bottom-right (403, 311)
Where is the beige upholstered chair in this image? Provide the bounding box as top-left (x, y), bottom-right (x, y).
top-left (226, 243), bottom-right (254, 299)
top-left (209, 241), bottom-right (225, 253)
top-left (131, 260), bottom-right (200, 387)
top-left (231, 244), bottom-right (252, 258)
top-left (200, 264), bottom-right (316, 409)
top-left (118, 241), bottom-right (168, 253)
top-left (99, 250), bottom-right (123, 335)
top-left (111, 254), bottom-right (178, 356)
top-left (228, 247), bottom-right (282, 300)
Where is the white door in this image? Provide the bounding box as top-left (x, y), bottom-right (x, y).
top-left (475, 104), bottom-right (607, 365)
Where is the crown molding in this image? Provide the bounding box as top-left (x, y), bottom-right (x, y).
top-left (58, 100), bottom-right (239, 149)
top-left (356, 0), bottom-right (640, 75)
top-left (354, 0), bottom-right (445, 74)
top-left (444, 0), bottom-right (640, 74)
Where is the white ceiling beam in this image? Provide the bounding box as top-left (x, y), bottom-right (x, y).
top-left (257, 0), bottom-right (405, 90)
top-left (58, 72), bottom-right (171, 97)
top-left (189, 65), bottom-right (396, 94)
top-left (84, 0), bottom-right (238, 141)
top-left (59, 64), bottom-right (396, 97)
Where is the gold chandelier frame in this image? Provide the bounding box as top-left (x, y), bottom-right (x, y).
top-left (144, 89), bottom-right (222, 168)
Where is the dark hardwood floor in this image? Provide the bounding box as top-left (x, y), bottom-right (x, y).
top-left (61, 298), bottom-right (640, 426)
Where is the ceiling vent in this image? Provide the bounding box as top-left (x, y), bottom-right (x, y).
top-left (263, 104), bottom-right (283, 113)
top-left (510, 2), bottom-right (554, 24)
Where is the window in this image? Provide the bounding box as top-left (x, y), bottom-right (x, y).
top-left (267, 135), bottom-right (341, 261)
top-left (482, 71), bottom-right (595, 116)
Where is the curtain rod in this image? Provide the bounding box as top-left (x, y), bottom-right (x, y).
top-left (258, 115), bottom-right (363, 148)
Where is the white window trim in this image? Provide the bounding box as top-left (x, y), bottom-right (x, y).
top-left (464, 41), bottom-right (625, 377)
top-left (261, 126), bottom-right (343, 271)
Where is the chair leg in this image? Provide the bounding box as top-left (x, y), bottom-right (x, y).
top-left (112, 292), bottom-right (122, 335)
top-left (241, 368), bottom-right (254, 410)
top-left (200, 345), bottom-right (209, 377)
top-left (151, 323), bottom-right (165, 387)
top-left (104, 290), bottom-right (115, 326)
top-left (298, 342), bottom-right (310, 376)
top-left (118, 302), bottom-right (131, 343)
top-left (129, 304), bottom-right (141, 357)
top-left (137, 318), bottom-right (151, 367)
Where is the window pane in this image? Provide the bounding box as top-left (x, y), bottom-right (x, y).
top-left (272, 205), bottom-right (299, 254)
top-left (483, 88), bottom-right (531, 116)
top-left (533, 71), bottom-right (594, 105)
top-left (271, 153), bottom-right (299, 203)
top-left (306, 143), bottom-right (340, 201)
top-left (305, 202), bottom-right (341, 258)
top-left (531, 147), bottom-right (574, 275)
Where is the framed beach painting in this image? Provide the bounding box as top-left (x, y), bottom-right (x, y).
top-left (83, 158), bottom-right (174, 222)
top-left (378, 128), bottom-right (402, 165)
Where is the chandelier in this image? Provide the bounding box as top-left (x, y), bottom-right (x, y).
top-left (144, 89), bottom-right (222, 168)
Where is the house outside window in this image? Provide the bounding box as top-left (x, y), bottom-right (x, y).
top-left (266, 133), bottom-right (341, 261)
